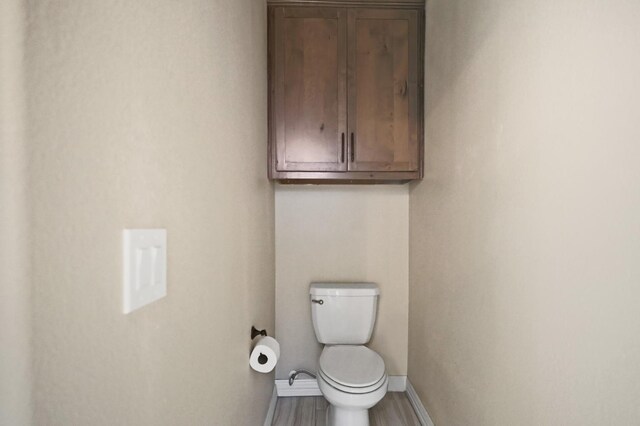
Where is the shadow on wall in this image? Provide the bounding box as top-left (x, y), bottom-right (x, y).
top-left (0, 0), bottom-right (32, 423)
top-left (424, 0), bottom-right (500, 126)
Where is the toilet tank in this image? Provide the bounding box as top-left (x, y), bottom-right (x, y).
top-left (310, 282), bottom-right (380, 344)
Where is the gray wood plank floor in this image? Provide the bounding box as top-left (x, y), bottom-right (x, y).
top-left (271, 392), bottom-right (421, 426)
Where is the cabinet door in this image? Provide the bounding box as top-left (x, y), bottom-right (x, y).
top-left (273, 7), bottom-right (347, 172)
top-left (347, 8), bottom-right (419, 172)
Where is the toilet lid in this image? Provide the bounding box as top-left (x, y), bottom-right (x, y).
top-left (319, 346), bottom-right (385, 388)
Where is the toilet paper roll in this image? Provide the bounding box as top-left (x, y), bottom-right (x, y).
top-left (250, 336), bottom-right (280, 373)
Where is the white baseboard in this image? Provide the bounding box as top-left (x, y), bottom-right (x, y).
top-left (388, 375), bottom-right (407, 392)
top-left (276, 378), bottom-right (323, 397)
top-left (405, 379), bottom-right (435, 426)
top-left (276, 375), bottom-right (407, 397)
top-left (263, 385), bottom-right (278, 426)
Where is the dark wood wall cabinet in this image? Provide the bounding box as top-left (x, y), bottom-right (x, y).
top-left (268, 0), bottom-right (425, 184)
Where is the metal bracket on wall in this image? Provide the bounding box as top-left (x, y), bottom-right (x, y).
top-left (251, 326), bottom-right (268, 340)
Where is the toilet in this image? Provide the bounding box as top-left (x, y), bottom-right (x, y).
top-left (310, 282), bottom-right (388, 426)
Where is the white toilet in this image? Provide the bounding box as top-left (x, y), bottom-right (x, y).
top-left (310, 282), bottom-right (388, 426)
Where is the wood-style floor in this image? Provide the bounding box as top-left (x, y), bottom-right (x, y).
top-left (271, 392), bottom-right (421, 426)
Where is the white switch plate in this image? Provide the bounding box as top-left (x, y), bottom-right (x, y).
top-left (123, 229), bottom-right (167, 314)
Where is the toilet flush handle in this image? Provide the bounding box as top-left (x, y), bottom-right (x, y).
top-left (311, 299), bottom-right (324, 305)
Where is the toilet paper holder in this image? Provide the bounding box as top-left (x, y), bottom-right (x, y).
top-left (251, 326), bottom-right (268, 340)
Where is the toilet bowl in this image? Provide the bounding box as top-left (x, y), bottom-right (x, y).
top-left (317, 345), bottom-right (388, 425)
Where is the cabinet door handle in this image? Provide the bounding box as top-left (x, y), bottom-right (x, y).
top-left (341, 133), bottom-right (345, 163)
top-left (350, 133), bottom-right (355, 162)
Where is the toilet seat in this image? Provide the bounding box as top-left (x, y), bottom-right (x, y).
top-left (319, 346), bottom-right (386, 394)
top-left (318, 368), bottom-right (387, 394)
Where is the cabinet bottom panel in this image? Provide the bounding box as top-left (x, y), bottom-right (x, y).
top-left (269, 169), bottom-right (422, 184)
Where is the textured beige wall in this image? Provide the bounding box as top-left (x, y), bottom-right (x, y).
top-left (409, 0), bottom-right (640, 424)
top-left (275, 185), bottom-right (409, 379)
top-left (0, 0), bottom-right (32, 423)
top-left (27, 1), bottom-right (274, 424)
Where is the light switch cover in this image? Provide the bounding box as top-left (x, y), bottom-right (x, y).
top-left (123, 229), bottom-right (167, 314)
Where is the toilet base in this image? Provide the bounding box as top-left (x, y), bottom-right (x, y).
top-left (318, 369), bottom-right (388, 426)
top-left (327, 404), bottom-right (369, 426)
